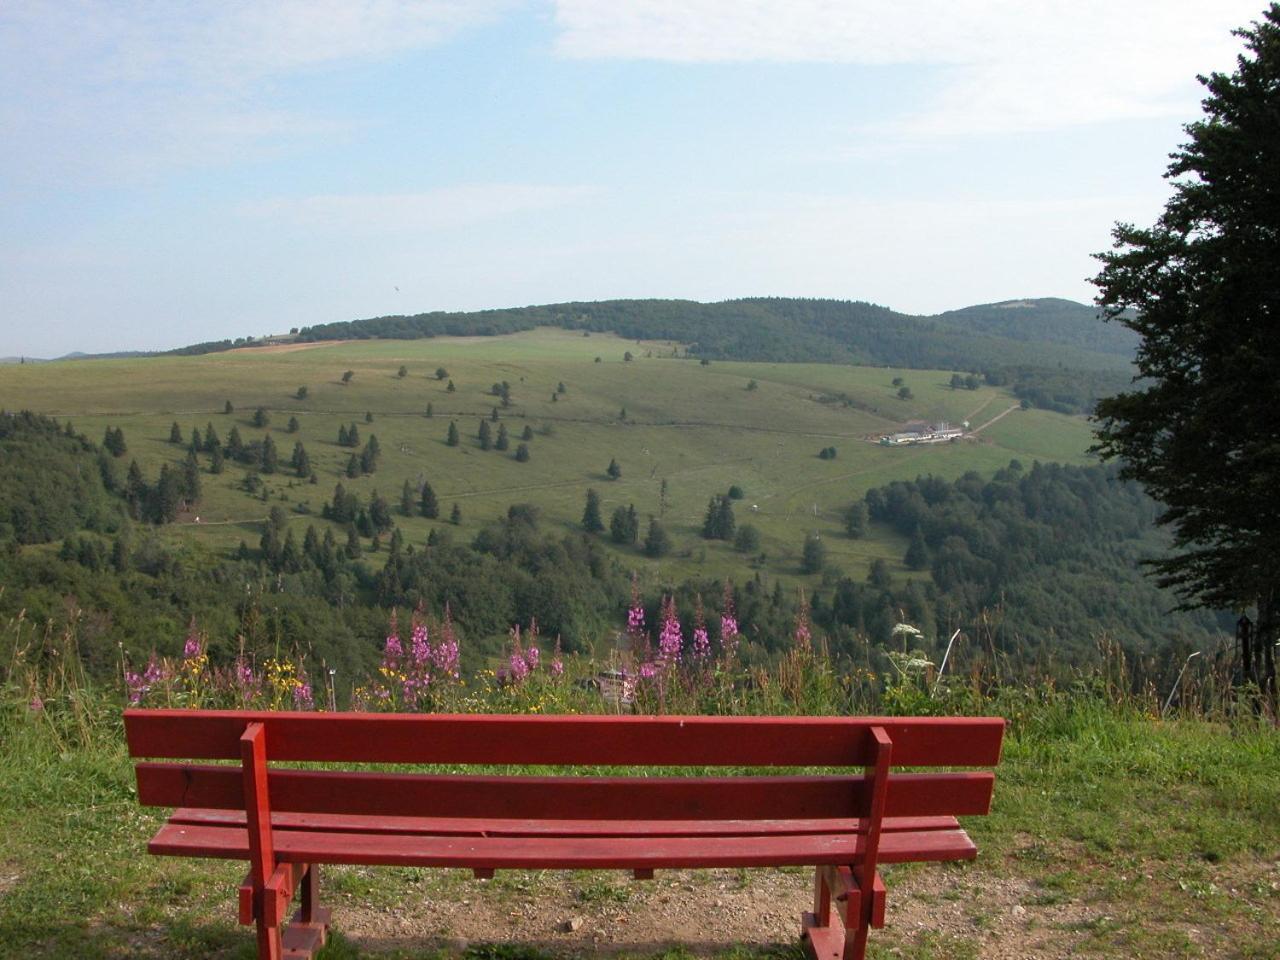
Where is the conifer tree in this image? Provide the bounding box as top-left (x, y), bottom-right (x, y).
top-left (260, 435), bottom-right (279, 473)
top-left (182, 450), bottom-right (202, 502)
top-left (515, 443), bottom-right (530, 462)
top-left (420, 480), bottom-right (439, 519)
top-left (606, 457), bottom-right (621, 480)
top-left (450, 502), bottom-right (462, 524)
top-left (495, 423), bottom-right (509, 451)
top-left (169, 422), bottom-right (182, 444)
top-left (446, 421), bottom-right (459, 446)
top-left (478, 420), bottom-right (491, 450)
top-left (400, 480), bottom-right (415, 517)
top-left (582, 489), bottom-right (605, 533)
top-left (644, 517), bottom-right (671, 557)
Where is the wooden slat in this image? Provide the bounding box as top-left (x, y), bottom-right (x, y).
top-left (124, 710), bottom-right (1004, 767)
top-left (168, 808), bottom-right (963, 838)
top-left (147, 822), bottom-right (978, 868)
top-left (136, 765), bottom-right (996, 820)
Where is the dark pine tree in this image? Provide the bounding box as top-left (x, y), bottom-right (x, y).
top-left (420, 480), bottom-right (439, 519)
top-left (581, 489), bottom-right (605, 533)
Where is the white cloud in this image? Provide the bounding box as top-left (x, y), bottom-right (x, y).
top-left (241, 184), bottom-right (600, 233)
top-left (552, 0), bottom-right (1263, 133)
top-left (0, 1), bottom-right (513, 183)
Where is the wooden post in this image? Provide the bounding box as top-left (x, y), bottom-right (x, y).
top-left (845, 726), bottom-right (892, 960)
top-left (241, 722), bottom-right (283, 960)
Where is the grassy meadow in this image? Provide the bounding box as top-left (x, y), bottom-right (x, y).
top-left (0, 644), bottom-right (1276, 960)
top-left (0, 328), bottom-right (1094, 585)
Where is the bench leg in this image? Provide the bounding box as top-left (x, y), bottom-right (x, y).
top-left (281, 864), bottom-right (332, 960)
top-left (255, 916), bottom-right (284, 960)
top-left (801, 866), bottom-right (876, 960)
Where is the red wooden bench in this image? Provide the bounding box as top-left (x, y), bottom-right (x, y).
top-left (124, 710), bottom-right (1004, 960)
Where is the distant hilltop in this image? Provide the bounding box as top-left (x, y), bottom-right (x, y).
top-left (169, 295), bottom-right (1135, 370)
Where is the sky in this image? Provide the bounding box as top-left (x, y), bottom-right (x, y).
top-left (0, 0), bottom-right (1267, 357)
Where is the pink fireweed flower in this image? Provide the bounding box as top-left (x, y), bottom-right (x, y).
top-left (691, 595), bottom-right (711, 662)
top-left (793, 590), bottom-right (812, 651)
top-left (638, 661), bottom-right (660, 679)
top-left (433, 605), bottom-right (460, 678)
top-left (508, 650), bottom-right (530, 682)
top-left (293, 681), bottom-right (314, 710)
top-left (410, 622), bottom-right (431, 666)
top-left (658, 595), bottom-right (682, 666)
top-left (28, 695), bottom-right (44, 712)
top-left (550, 637), bottom-right (564, 677)
top-left (182, 620), bottom-right (204, 662)
top-left (234, 657), bottom-right (260, 704)
top-left (506, 624), bottom-right (529, 683)
top-left (525, 644), bottom-right (540, 672)
top-left (627, 572), bottom-right (646, 642)
top-left (383, 610), bottom-right (403, 667)
top-left (719, 580), bottom-right (740, 659)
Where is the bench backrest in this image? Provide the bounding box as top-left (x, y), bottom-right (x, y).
top-left (125, 710), bottom-right (1004, 822)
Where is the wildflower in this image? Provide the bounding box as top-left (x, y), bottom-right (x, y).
top-left (891, 623), bottom-right (925, 644)
top-left (793, 590), bottom-right (812, 650)
top-left (234, 657), bottom-right (261, 704)
top-left (293, 679), bottom-right (314, 710)
top-left (507, 624), bottom-right (530, 683)
top-left (691, 595), bottom-right (711, 662)
top-left (433, 604), bottom-right (460, 678)
top-left (410, 622), bottom-right (431, 667)
top-left (383, 610), bottom-right (403, 667)
top-left (550, 637), bottom-right (564, 677)
top-left (525, 644), bottom-right (540, 672)
top-left (28, 695), bottom-right (44, 713)
top-left (658, 595), bottom-right (682, 666)
top-left (719, 580), bottom-right (740, 658)
top-left (182, 619), bottom-right (203, 660)
top-left (627, 572), bottom-right (646, 641)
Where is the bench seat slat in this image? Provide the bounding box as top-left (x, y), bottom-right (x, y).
top-left (136, 766), bottom-right (995, 820)
top-left (148, 822), bottom-right (978, 868)
top-left (125, 710), bottom-right (1004, 767)
top-left (168, 808), bottom-right (963, 838)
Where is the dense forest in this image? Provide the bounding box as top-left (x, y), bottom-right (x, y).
top-left (171, 297), bottom-right (1134, 415)
top-left (0, 411), bottom-right (1222, 692)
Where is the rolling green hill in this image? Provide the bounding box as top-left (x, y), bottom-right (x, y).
top-left (0, 328), bottom-right (1092, 578)
top-left (0, 326), bottom-right (1223, 677)
top-left (172, 296), bottom-right (1135, 416)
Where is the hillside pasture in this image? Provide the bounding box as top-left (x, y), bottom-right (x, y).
top-left (0, 329), bottom-right (1095, 584)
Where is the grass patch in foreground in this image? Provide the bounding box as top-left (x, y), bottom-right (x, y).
top-left (0, 690), bottom-right (1275, 959)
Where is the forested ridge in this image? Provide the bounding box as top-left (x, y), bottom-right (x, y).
top-left (1, 411), bottom-right (1221, 687)
top-left (172, 297), bottom-right (1135, 415)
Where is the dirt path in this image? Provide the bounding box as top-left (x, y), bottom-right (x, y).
top-left (332, 863), bottom-right (1087, 959)
top-left (969, 404), bottom-right (1021, 435)
top-left (963, 395), bottom-right (998, 424)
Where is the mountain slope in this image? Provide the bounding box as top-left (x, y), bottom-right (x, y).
top-left (932, 298), bottom-right (1138, 358)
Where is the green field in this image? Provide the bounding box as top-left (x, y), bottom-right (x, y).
top-left (0, 328), bottom-right (1095, 585)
